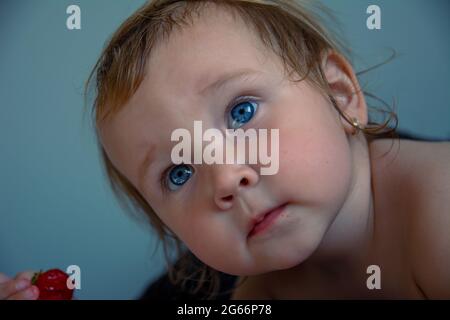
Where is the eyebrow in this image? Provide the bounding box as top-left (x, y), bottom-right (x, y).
top-left (138, 68), bottom-right (264, 190)
top-left (198, 68), bottom-right (263, 96)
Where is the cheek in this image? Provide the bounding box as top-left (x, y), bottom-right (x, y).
top-left (156, 199), bottom-right (249, 273)
top-left (274, 104), bottom-right (353, 210)
top-left (177, 217), bottom-right (251, 274)
top-left (165, 200), bottom-right (271, 274)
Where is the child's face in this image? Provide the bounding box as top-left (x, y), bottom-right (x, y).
top-left (100, 8), bottom-right (361, 275)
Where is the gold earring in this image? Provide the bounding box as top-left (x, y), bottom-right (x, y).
top-left (351, 117), bottom-right (361, 135)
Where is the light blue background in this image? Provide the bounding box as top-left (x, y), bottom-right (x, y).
top-left (1, 0), bottom-right (449, 299)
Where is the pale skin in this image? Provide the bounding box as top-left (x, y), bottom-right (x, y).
top-left (4, 5), bottom-right (448, 300)
top-left (234, 138), bottom-right (450, 299)
top-left (97, 6), bottom-right (449, 299)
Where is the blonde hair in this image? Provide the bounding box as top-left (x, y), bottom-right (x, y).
top-left (85, 0), bottom-right (398, 299)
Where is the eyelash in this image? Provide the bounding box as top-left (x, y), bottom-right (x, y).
top-left (225, 95), bottom-right (259, 121)
top-left (159, 163), bottom-right (193, 193)
top-left (159, 95), bottom-right (260, 193)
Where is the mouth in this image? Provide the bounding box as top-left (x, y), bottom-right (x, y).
top-left (247, 203), bottom-right (288, 239)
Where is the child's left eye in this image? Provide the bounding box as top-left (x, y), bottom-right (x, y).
top-left (228, 99), bottom-right (259, 129)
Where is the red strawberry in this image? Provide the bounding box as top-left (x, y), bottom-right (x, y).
top-left (32, 269), bottom-right (74, 300)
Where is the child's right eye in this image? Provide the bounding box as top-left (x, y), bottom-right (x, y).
top-left (164, 164), bottom-right (194, 191)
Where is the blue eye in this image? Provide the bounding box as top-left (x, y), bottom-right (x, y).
top-left (228, 100), bottom-right (259, 129)
top-left (166, 164), bottom-right (193, 191)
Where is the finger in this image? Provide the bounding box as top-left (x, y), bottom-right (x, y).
top-left (0, 279), bottom-right (30, 300)
top-left (14, 271), bottom-right (37, 282)
top-left (7, 286), bottom-right (39, 300)
top-left (0, 273), bottom-right (11, 284)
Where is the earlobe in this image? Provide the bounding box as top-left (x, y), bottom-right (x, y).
top-left (322, 51), bottom-right (368, 134)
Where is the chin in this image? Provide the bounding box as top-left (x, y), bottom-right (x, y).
top-left (271, 235), bottom-right (325, 271)
top-left (223, 253), bottom-right (309, 276)
top-left (210, 259), bottom-right (274, 277)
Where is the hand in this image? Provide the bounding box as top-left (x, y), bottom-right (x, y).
top-left (0, 271), bottom-right (39, 300)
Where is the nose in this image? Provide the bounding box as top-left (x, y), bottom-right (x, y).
top-left (212, 164), bottom-right (259, 210)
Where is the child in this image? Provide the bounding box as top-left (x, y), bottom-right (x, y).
top-left (90, 0), bottom-right (449, 299)
top-left (2, 0), bottom-right (447, 300)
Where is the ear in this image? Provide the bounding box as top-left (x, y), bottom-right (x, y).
top-left (322, 51), bottom-right (368, 135)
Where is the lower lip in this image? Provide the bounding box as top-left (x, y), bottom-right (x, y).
top-left (248, 203), bottom-right (287, 238)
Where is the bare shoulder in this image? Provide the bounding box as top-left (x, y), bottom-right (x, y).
top-left (408, 140), bottom-right (450, 298)
top-left (370, 138), bottom-right (447, 167)
top-left (370, 138), bottom-right (450, 298)
top-left (370, 138), bottom-right (450, 190)
top-left (393, 139), bottom-right (450, 298)
top-left (230, 275), bottom-right (273, 300)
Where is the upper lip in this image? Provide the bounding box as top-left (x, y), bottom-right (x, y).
top-left (247, 203), bottom-right (287, 236)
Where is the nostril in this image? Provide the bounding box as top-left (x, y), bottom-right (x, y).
top-left (223, 195), bottom-right (233, 202)
top-left (240, 177), bottom-right (249, 186)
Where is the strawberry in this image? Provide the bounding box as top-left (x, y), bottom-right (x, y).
top-left (31, 269), bottom-right (74, 300)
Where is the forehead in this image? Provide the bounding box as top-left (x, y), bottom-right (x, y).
top-left (145, 6), bottom-right (278, 100)
top-left (99, 5), bottom-right (285, 182)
